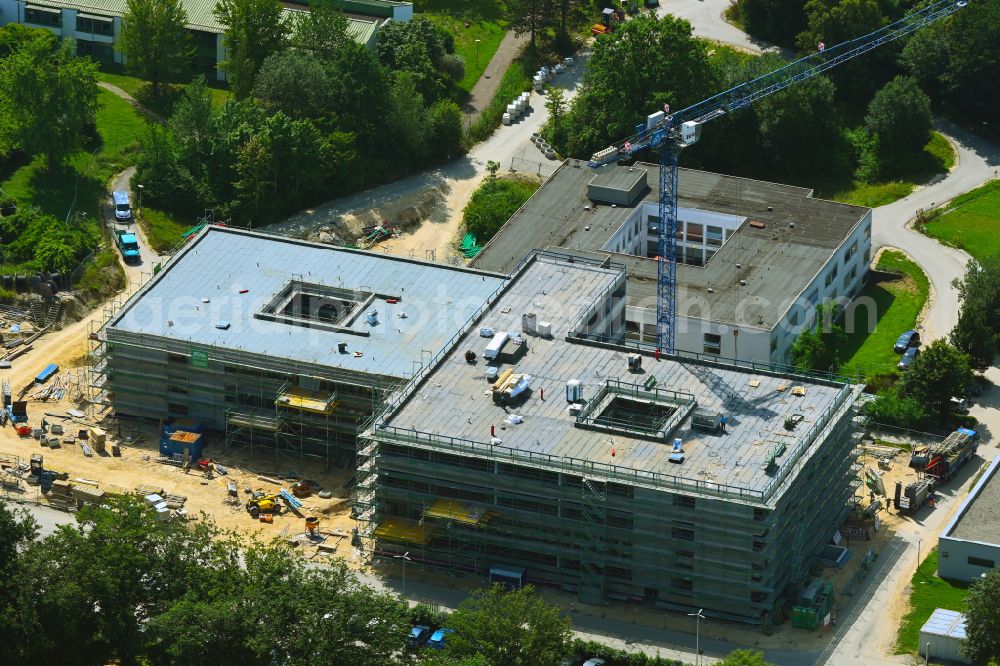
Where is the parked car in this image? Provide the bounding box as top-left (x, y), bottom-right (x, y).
top-left (560, 656), bottom-right (584, 666)
top-left (582, 659), bottom-right (607, 666)
top-left (893, 330), bottom-right (920, 353)
top-left (427, 628), bottom-right (454, 650)
top-left (406, 625), bottom-right (432, 647)
top-left (898, 347), bottom-right (920, 370)
top-left (950, 396), bottom-right (970, 412)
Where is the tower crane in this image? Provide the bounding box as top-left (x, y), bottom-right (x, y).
top-left (587, 0), bottom-right (969, 354)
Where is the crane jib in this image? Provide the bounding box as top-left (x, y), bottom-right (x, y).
top-left (582, 0), bottom-right (967, 354)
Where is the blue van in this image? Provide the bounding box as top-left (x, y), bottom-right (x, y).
top-left (112, 190), bottom-right (132, 221)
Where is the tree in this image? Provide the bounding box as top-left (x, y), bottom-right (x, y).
top-left (214, 0), bottom-right (288, 99)
top-left (0, 40), bottom-right (98, 171)
top-left (120, 0), bottom-right (192, 96)
top-left (563, 14), bottom-right (715, 159)
top-left (796, 0), bottom-right (884, 52)
top-left (253, 49), bottom-right (329, 119)
top-left (902, 0), bottom-right (1000, 125)
top-left (506, 0), bottom-right (553, 52)
top-left (859, 75), bottom-right (932, 179)
top-left (717, 650), bottom-right (777, 666)
top-left (963, 568), bottom-right (1000, 665)
top-left (738, 0), bottom-right (808, 46)
top-left (898, 339), bottom-right (973, 421)
top-left (791, 305), bottom-right (845, 372)
top-left (289, 0), bottom-right (350, 62)
top-left (0, 24), bottom-right (56, 58)
top-left (554, 0), bottom-right (586, 51)
top-left (863, 387), bottom-right (928, 428)
top-left (443, 585), bottom-right (571, 666)
top-left (544, 86), bottom-right (568, 154)
top-left (424, 99), bottom-right (463, 162)
top-left (376, 17), bottom-right (455, 104)
top-left (951, 255), bottom-right (1000, 371)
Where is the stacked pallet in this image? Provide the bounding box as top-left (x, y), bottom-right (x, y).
top-left (48, 479), bottom-right (75, 509)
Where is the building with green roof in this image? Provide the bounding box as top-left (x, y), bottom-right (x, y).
top-left (0, 0), bottom-right (410, 81)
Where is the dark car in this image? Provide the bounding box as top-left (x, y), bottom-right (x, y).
top-left (898, 347), bottom-right (920, 371)
top-left (406, 625), bottom-right (432, 647)
top-left (894, 330), bottom-right (920, 353)
top-left (561, 657), bottom-right (584, 666)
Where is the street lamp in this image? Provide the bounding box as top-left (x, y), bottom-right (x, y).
top-left (136, 184), bottom-right (144, 220)
top-left (917, 537), bottom-right (922, 568)
top-left (688, 608), bottom-right (706, 666)
top-left (475, 38), bottom-right (481, 68)
top-left (394, 551), bottom-right (412, 597)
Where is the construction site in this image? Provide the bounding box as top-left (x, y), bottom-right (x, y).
top-left (0, 215), bottom-right (985, 648)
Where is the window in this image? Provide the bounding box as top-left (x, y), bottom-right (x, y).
top-left (671, 521), bottom-right (695, 541)
top-left (807, 288), bottom-right (819, 304)
top-left (24, 6), bottom-right (62, 27)
top-left (76, 16), bottom-right (113, 34)
top-left (843, 267), bottom-right (858, 291)
top-left (864, 224), bottom-right (871, 239)
top-left (167, 402), bottom-right (189, 415)
top-left (671, 577), bottom-right (693, 591)
top-left (672, 494), bottom-right (696, 509)
top-left (706, 225), bottom-right (723, 247)
top-left (844, 241), bottom-right (858, 264)
top-left (76, 39), bottom-right (113, 61)
top-left (703, 333), bottom-right (721, 355)
top-left (968, 556), bottom-right (995, 568)
top-left (168, 353), bottom-right (187, 365)
top-left (824, 264), bottom-right (839, 287)
top-left (864, 248), bottom-right (871, 264)
top-left (686, 223), bottom-right (703, 242)
top-left (789, 309), bottom-right (800, 326)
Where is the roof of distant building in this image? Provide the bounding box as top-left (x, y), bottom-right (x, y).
top-left (472, 162), bottom-right (870, 329)
top-left (944, 454), bottom-right (1000, 545)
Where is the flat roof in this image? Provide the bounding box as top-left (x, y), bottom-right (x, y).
top-left (379, 252), bottom-right (854, 503)
top-left (472, 162), bottom-right (870, 328)
top-left (108, 226), bottom-right (506, 380)
top-left (945, 454), bottom-right (1000, 544)
top-left (920, 609), bottom-right (967, 640)
top-left (31, 0), bottom-right (380, 36)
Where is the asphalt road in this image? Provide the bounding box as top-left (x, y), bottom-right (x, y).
top-left (871, 121), bottom-right (1000, 341)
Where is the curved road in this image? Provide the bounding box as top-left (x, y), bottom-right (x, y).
top-left (872, 121), bottom-right (1000, 341)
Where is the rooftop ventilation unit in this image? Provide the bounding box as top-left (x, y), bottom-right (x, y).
top-left (692, 409), bottom-right (723, 431)
top-left (566, 379), bottom-right (582, 402)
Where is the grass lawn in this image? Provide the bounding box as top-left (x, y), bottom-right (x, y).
top-left (835, 250), bottom-right (930, 379)
top-left (97, 70), bottom-right (231, 118)
top-left (923, 179), bottom-right (1000, 262)
top-left (820, 132), bottom-right (957, 208)
top-left (417, 0), bottom-right (508, 97)
top-left (1, 88), bottom-right (147, 222)
top-left (895, 549), bottom-right (970, 655)
top-left (141, 207), bottom-right (197, 254)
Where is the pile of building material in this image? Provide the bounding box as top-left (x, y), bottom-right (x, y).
top-left (502, 92), bottom-right (531, 126)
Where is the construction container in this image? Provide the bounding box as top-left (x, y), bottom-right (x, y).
top-left (502, 113), bottom-right (512, 125)
top-left (506, 103), bottom-right (518, 117)
top-left (159, 430), bottom-right (204, 460)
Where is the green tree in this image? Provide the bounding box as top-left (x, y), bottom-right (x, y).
top-left (563, 14), bottom-right (715, 159)
top-left (859, 75), bottom-right (932, 180)
top-left (443, 585), bottom-right (571, 666)
top-left (463, 174), bottom-right (538, 243)
top-left (425, 99), bottom-right (464, 162)
top-left (376, 17), bottom-right (455, 104)
top-left (253, 49), bottom-right (329, 119)
top-left (791, 305), bottom-right (845, 372)
top-left (963, 568), bottom-right (1000, 666)
top-left (214, 0), bottom-right (288, 99)
top-left (951, 255), bottom-right (1000, 372)
top-left (506, 0), bottom-right (553, 52)
top-left (898, 339), bottom-right (973, 421)
top-left (738, 0), bottom-right (808, 46)
top-left (0, 23), bottom-right (56, 58)
top-left (901, 0), bottom-right (1000, 125)
top-left (544, 86), bottom-right (568, 154)
top-left (717, 650), bottom-right (777, 666)
top-left (0, 40), bottom-right (98, 171)
top-left (796, 0), bottom-right (884, 51)
top-left (120, 0), bottom-right (192, 96)
top-left (289, 0), bottom-right (350, 62)
top-left (862, 386), bottom-right (928, 427)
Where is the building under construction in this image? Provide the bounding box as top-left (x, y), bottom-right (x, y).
top-left (94, 226), bottom-right (506, 461)
top-left (357, 249), bottom-right (864, 626)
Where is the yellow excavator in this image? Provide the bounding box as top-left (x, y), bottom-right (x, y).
top-left (246, 492), bottom-right (284, 519)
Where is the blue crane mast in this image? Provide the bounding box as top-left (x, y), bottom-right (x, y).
top-left (587, 0), bottom-right (968, 354)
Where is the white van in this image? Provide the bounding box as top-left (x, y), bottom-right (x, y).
top-left (112, 190), bottom-right (132, 221)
